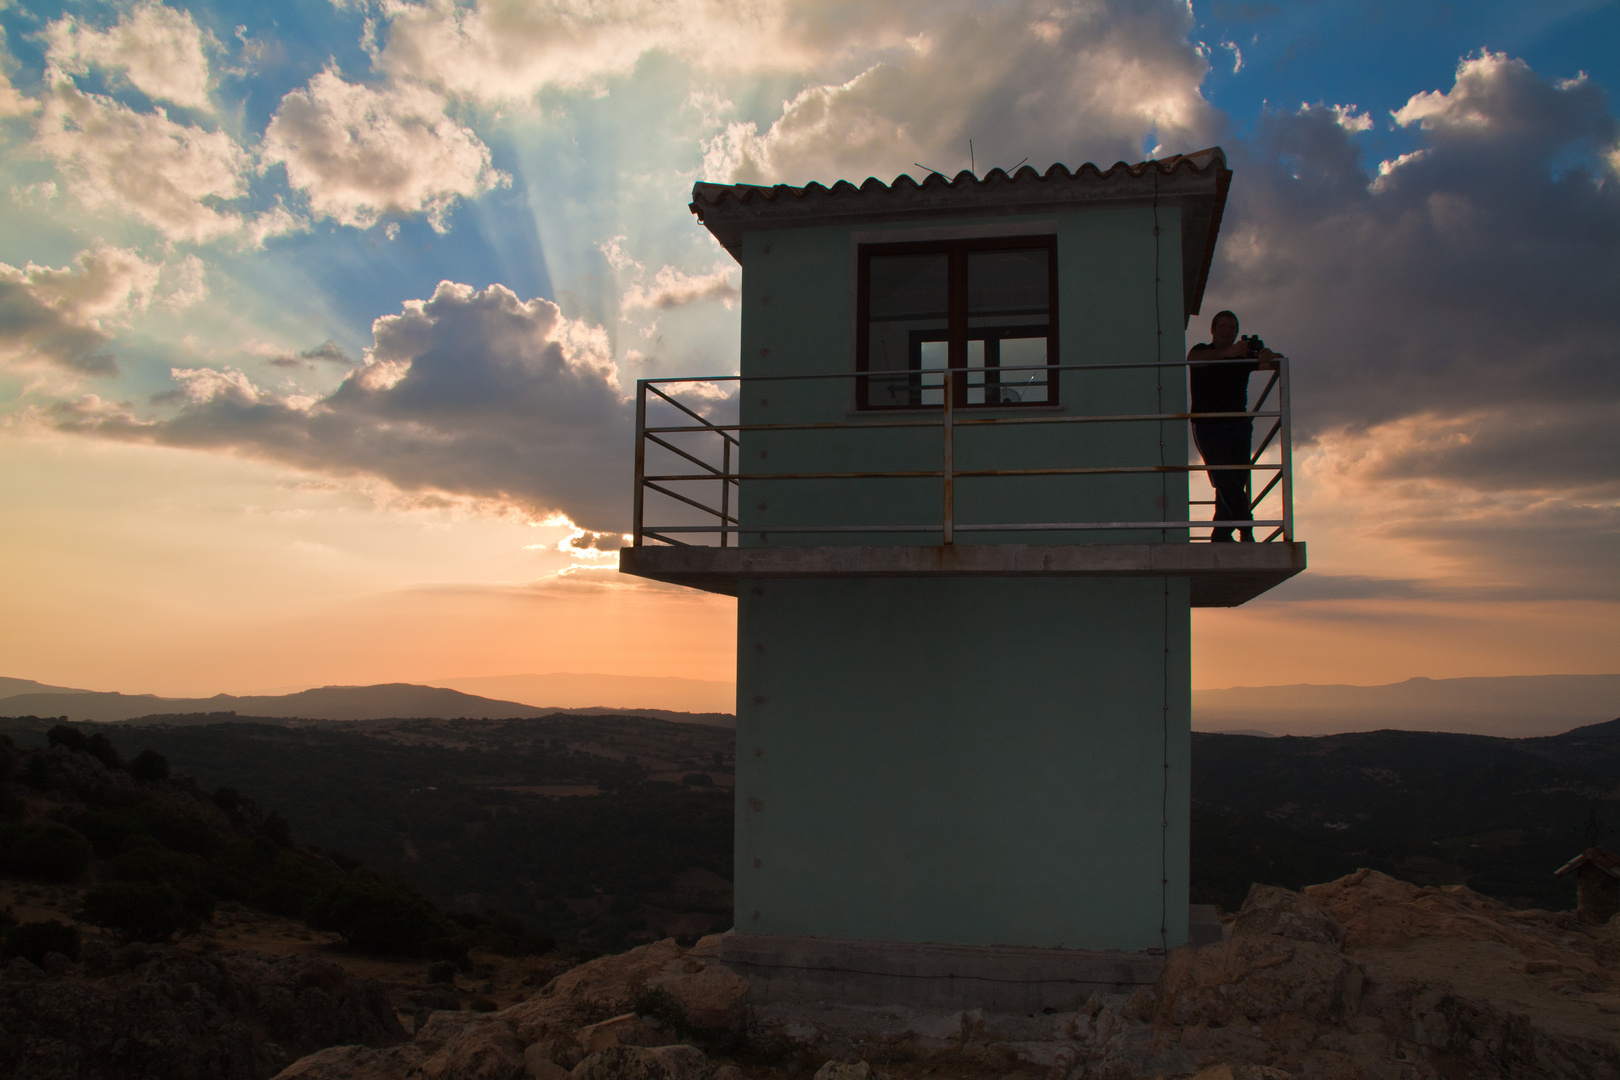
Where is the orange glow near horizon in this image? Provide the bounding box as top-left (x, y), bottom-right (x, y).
top-left (2, 436), bottom-right (1614, 701)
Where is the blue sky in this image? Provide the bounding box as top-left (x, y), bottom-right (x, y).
top-left (0, 0), bottom-right (1615, 696)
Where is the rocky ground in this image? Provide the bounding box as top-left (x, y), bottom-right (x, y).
top-left (4, 869), bottom-right (1617, 1079)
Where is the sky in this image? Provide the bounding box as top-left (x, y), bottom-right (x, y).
top-left (0, 0), bottom-right (1615, 699)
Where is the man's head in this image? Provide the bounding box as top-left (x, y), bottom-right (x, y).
top-left (1210, 310), bottom-right (1239, 348)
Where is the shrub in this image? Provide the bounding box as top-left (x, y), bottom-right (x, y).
top-left (0, 785), bottom-right (23, 821)
top-left (212, 787), bottom-right (241, 811)
top-left (306, 879), bottom-right (453, 956)
top-left (446, 907), bottom-right (555, 957)
top-left (262, 811), bottom-right (291, 846)
top-left (78, 882), bottom-right (195, 942)
top-left (252, 879), bottom-right (309, 920)
top-left (23, 755), bottom-right (54, 791)
top-left (126, 750), bottom-right (170, 782)
top-left (2, 920), bottom-right (81, 965)
top-left (61, 809), bottom-right (145, 859)
top-left (46, 725), bottom-right (87, 754)
top-left (0, 823), bottom-right (94, 882)
top-left (83, 733), bottom-right (123, 770)
top-left (427, 959), bottom-right (457, 983)
top-left (109, 846), bottom-right (217, 922)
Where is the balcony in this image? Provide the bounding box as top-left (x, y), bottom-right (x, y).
top-left (619, 360), bottom-right (1306, 606)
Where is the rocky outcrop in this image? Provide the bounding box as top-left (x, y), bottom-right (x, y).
top-left (268, 935), bottom-right (749, 1080)
top-left (263, 881), bottom-right (1620, 1080)
top-left (0, 943), bottom-right (405, 1079)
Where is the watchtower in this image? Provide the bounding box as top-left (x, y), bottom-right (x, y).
top-left (621, 148), bottom-right (1306, 1008)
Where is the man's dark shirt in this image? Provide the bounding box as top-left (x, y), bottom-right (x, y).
top-left (1188, 343), bottom-right (1258, 417)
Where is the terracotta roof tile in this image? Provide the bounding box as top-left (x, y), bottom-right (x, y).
top-left (1554, 845), bottom-right (1620, 878)
top-left (690, 148), bottom-right (1232, 322)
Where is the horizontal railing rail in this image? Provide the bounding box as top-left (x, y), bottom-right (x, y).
top-left (632, 359), bottom-right (1293, 547)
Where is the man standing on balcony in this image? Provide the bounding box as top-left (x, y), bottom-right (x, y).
top-left (1188, 310), bottom-right (1280, 542)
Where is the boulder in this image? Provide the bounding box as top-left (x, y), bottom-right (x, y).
top-left (272, 1044), bottom-right (428, 1080)
top-left (524, 1042), bottom-right (570, 1080)
top-left (419, 1018), bottom-right (527, 1080)
top-left (645, 957), bottom-right (750, 1032)
top-left (813, 1063), bottom-right (881, 1080)
top-left (569, 1044), bottom-right (713, 1080)
top-left (540, 939), bottom-right (684, 1011)
top-left (575, 1011), bottom-right (665, 1052)
top-left (1231, 884), bottom-right (1347, 947)
top-left (1154, 934), bottom-right (1365, 1028)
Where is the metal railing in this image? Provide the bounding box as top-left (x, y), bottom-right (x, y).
top-left (631, 359), bottom-right (1293, 547)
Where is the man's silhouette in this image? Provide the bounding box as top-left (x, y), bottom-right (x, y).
top-left (1188, 311), bottom-right (1279, 542)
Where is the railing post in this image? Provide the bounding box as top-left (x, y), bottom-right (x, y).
top-left (633, 380), bottom-right (647, 547)
top-left (720, 438), bottom-right (731, 548)
top-left (942, 374), bottom-right (955, 545)
top-left (1278, 359), bottom-right (1294, 542)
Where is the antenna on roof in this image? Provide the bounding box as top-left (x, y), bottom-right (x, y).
top-left (913, 162), bottom-right (947, 179)
top-left (1010, 156), bottom-right (1029, 172)
top-left (969, 139), bottom-right (975, 177)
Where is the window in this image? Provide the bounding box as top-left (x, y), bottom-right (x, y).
top-left (856, 236), bottom-right (1057, 410)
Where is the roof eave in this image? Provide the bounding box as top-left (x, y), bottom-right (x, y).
top-left (690, 151), bottom-right (1232, 323)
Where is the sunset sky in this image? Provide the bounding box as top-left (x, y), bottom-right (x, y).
top-left (1, 0), bottom-right (1616, 700)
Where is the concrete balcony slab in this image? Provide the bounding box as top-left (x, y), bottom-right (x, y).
top-left (620, 541), bottom-right (1305, 607)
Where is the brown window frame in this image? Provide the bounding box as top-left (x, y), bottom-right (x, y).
top-left (855, 234), bottom-right (1059, 411)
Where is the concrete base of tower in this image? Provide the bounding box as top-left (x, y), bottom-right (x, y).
top-left (619, 542), bottom-right (1306, 607)
top-left (714, 917), bottom-right (1224, 1014)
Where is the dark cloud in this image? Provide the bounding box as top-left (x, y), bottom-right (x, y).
top-left (266, 339), bottom-right (355, 369)
top-left (1204, 53), bottom-right (1619, 597)
top-left (0, 245), bottom-right (164, 376)
top-left (1211, 53), bottom-right (1619, 435)
top-left (1366, 401), bottom-right (1619, 494)
top-left (0, 278), bottom-right (118, 375)
top-left (56, 281), bottom-right (634, 531)
top-left (1257, 573), bottom-right (1443, 602)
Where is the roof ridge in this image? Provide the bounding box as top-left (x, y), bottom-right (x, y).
top-left (690, 148), bottom-right (1227, 208)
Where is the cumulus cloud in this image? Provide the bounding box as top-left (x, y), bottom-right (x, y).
top-left (375, 0), bottom-right (826, 100)
top-left (262, 70), bottom-right (508, 231)
top-left (0, 27), bottom-right (34, 118)
top-left (1199, 50), bottom-right (1619, 597)
top-left (1211, 52), bottom-right (1618, 431)
top-left (377, 0), bottom-right (1214, 184)
top-left (621, 264), bottom-right (738, 311)
top-left (33, 81), bottom-right (249, 243)
top-left (0, 246), bottom-right (166, 375)
top-left (1293, 413), bottom-right (1619, 600)
top-left (702, 2), bottom-right (1215, 184)
top-left (45, 1), bottom-right (215, 111)
top-left (55, 281), bottom-right (634, 529)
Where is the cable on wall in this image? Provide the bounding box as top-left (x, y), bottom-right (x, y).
top-left (1152, 163), bottom-right (1171, 955)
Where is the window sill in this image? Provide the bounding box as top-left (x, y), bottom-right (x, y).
top-left (846, 403), bottom-right (1066, 418)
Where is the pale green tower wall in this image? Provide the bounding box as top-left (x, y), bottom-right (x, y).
top-left (727, 204), bottom-right (1194, 950)
top-left (735, 576), bottom-right (1191, 949)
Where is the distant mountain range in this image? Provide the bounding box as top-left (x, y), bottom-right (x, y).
top-left (4, 672), bottom-right (1613, 738)
top-left (1193, 674), bottom-right (1620, 738)
top-left (0, 677), bottom-right (734, 728)
top-left (424, 672), bottom-right (735, 714)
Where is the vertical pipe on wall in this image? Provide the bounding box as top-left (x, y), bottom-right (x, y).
top-left (721, 438), bottom-right (732, 548)
top-left (942, 376), bottom-right (955, 545)
top-left (633, 380), bottom-right (647, 547)
top-left (1279, 359), bottom-right (1294, 542)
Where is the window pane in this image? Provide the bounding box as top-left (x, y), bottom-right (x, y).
top-left (997, 337), bottom-right (1049, 403)
top-left (968, 248), bottom-right (1050, 405)
top-left (967, 249), bottom-right (1048, 324)
top-left (867, 254), bottom-right (948, 407)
